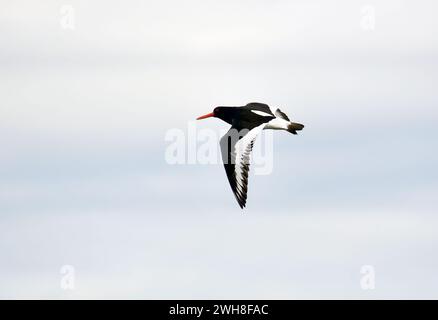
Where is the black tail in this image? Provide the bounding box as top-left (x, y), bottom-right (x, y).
top-left (287, 122), bottom-right (304, 135)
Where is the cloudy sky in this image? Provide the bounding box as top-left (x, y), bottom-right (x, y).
top-left (1, 0), bottom-right (437, 298)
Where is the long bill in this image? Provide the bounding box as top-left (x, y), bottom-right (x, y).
top-left (196, 112), bottom-right (214, 120)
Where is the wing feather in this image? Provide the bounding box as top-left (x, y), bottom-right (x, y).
top-left (275, 108), bottom-right (290, 121)
top-left (220, 123), bottom-right (266, 209)
top-left (244, 102), bottom-right (275, 116)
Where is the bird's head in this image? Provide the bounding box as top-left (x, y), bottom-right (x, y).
top-left (196, 107), bottom-right (233, 123)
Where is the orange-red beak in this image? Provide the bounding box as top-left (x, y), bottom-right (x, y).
top-left (196, 112), bottom-right (214, 120)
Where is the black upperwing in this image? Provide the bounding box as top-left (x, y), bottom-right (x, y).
top-left (243, 102), bottom-right (275, 116)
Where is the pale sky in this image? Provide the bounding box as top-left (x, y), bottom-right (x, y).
top-left (1, 0), bottom-right (438, 298)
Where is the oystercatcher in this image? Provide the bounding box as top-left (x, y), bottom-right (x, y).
top-left (197, 102), bottom-right (304, 209)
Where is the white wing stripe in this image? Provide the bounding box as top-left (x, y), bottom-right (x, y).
top-left (251, 110), bottom-right (273, 117)
top-left (233, 124), bottom-right (267, 198)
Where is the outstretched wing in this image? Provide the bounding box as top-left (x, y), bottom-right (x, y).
top-left (275, 108), bottom-right (290, 121)
top-left (220, 123), bottom-right (267, 209)
top-left (244, 102), bottom-right (275, 117)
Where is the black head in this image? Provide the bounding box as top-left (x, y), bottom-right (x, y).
top-left (196, 106), bottom-right (235, 124)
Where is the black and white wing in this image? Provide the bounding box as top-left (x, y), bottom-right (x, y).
top-left (275, 108), bottom-right (290, 121)
top-left (219, 123), bottom-right (267, 209)
top-left (244, 102), bottom-right (275, 117)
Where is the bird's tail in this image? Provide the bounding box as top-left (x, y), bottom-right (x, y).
top-left (287, 122), bottom-right (304, 135)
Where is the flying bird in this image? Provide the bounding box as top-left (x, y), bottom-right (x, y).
top-left (196, 102), bottom-right (304, 209)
